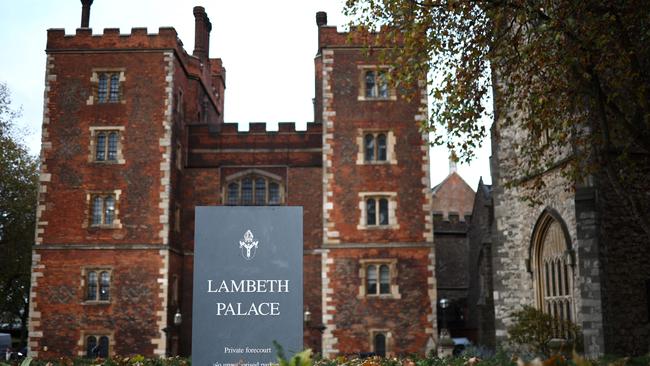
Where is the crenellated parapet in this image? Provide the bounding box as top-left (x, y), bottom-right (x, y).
top-left (47, 27), bottom-right (184, 53)
top-left (215, 122), bottom-right (322, 135)
top-left (187, 122), bottom-right (323, 168)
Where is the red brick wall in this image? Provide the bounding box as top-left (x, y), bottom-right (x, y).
top-left (317, 27), bottom-right (434, 356)
top-left (38, 51), bottom-right (168, 244)
top-left (32, 250), bottom-right (164, 357)
top-left (326, 248), bottom-right (433, 355)
top-left (323, 51), bottom-right (428, 243)
top-left (177, 135), bottom-right (323, 354)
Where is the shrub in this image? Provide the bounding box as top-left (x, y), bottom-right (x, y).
top-left (507, 306), bottom-right (583, 357)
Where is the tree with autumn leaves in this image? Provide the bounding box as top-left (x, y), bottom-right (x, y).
top-left (344, 0), bottom-right (650, 237)
top-left (0, 82), bottom-right (38, 345)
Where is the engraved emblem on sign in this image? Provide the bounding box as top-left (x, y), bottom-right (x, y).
top-left (239, 230), bottom-right (259, 260)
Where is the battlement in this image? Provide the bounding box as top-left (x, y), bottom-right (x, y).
top-left (318, 24), bottom-right (397, 49)
top-left (46, 27), bottom-right (184, 53)
top-left (218, 122), bottom-right (322, 134)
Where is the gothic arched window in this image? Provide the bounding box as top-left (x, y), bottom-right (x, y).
top-left (531, 211), bottom-right (574, 336)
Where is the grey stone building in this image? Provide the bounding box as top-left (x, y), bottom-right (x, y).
top-left (466, 178), bottom-right (495, 349)
top-left (488, 96), bottom-right (650, 356)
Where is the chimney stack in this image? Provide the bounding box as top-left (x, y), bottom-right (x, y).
top-left (193, 6), bottom-right (212, 62)
top-left (449, 153), bottom-right (458, 174)
top-left (316, 11), bottom-right (327, 27)
top-left (80, 0), bottom-right (93, 28)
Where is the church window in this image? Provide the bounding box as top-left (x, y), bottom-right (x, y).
top-left (532, 211), bottom-right (575, 337)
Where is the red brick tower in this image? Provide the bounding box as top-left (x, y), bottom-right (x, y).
top-left (29, 5), bottom-right (224, 357)
top-left (29, 6), bottom-right (436, 359)
top-left (315, 14), bottom-right (436, 357)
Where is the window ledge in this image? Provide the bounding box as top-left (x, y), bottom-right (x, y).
top-left (92, 160), bottom-right (126, 165)
top-left (357, 224), bottom-right (400, 230)
top-left (82, 300), bottom-right (111, 305)
top-left (357, 96), bottom-right (397, 102)
top-left (89, 224), bottom-right (121, 230)
top-left (357, 294), bottom-right (402, 300)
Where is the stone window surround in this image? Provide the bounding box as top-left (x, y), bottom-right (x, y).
top-left (357, 65), bottom-right (397, 101)
top-left (530, 210), bottom-right (575, 328)
top-left (86, 67), bottom-right (126, 105)
top-left (358, 259), bottom-right (401, 299)
top-left (84, 190), bottom-right (123, 229)
top-left (368, 329), bottom-right (393, 357)
top-left (80, 267), bottom-right (113, 305)
top-left (356, 129), bottom-right (397, 165)
top-left (223, 169), bottom-right (285, 205)
top-left (77, 331), bottom-right (114, 358)
top-left (86, 68), bottom-right (126, 105)
top-left (357, 192), bottom-right (399, 230)
top-left (88, 126), bottom-right (126, 164)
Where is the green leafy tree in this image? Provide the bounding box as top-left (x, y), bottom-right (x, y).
top-left (0, 82), bottom-right (38, 344)
top-left (344, 0), bottom-right (650, 237)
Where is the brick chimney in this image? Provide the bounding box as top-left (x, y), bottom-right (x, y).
top-left (80, 0), bottom-right (93, 28)
top-left (193, 6), bottom-right (212, 61)
top-left (316, 11), bottom-right (327, 27)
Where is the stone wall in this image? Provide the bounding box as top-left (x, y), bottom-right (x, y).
top-left (466, 181), bottom-right (495, 348)
top-left (596, 160), bottom-right (650, 355)
top-left (490, 113), bottom-right (606, 356)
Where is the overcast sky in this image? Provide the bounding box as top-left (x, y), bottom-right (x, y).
top-left (0, 0), bottom-right (491, 189)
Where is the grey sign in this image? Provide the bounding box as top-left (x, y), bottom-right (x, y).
top-left (192, 206), bottom-right (303, 366)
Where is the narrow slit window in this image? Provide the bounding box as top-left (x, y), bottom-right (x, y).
top-left (367, 265), bottom-right (377, 294)
top-left (98, 336), bottom-right (109, 358)
top-left (379, 198), bottom-right (389, 225)
top-left (377, 134), bottom-right (387, 161)
top-left (96, 133), bottom-right (106, 161)
top-left (367, 199), bottom-right (376, 226)
top-left (86, 336), bottom-right (97, 358)
top-left (109, 74), bottom-right (120, 102)
top-left (107, 132), bottom-right (118, 161)
top-left (227, 183), bottom-right (239, 205)
top-left (98, 74), bottom-right (108, 103)
top-left (365, 71), bottom-right (376, 98)
top-left (92, 197), bottom-right (103, 225)
top-left (379, 265), bottom-right (390, 294)
top-left (87, 271), bottom-right (98, 301)
top-left (269, 182), bottom-right (280, 205)
top-left (241, 178), bottom-right (253, 205)
top-left (365, 134), bottom-right (375, 161)
top-left (99, 271), bottom-right (110, 301)
top-left (255, 178), bottom-right (266, 205)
